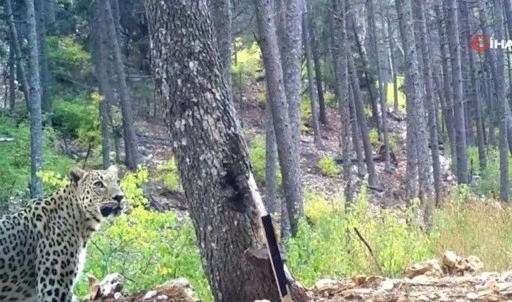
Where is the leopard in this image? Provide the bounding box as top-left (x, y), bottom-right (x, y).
top-left (0, 165), bottom-right (124, 302)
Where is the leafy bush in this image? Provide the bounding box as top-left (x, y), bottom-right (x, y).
top-left (324, 91), bottom-right (337, 108)
top-left (0, 116), bottom-right (75, 203)
top-left (369, 128), bottom-right (380, 147)
top-left (156, 157), bottom-right (182, 192)
top-left (386, 75), bottom-right (406, 111)
top-left (51, 92), bottom-right (103, 149)
top-left (301, 96), bottom-right (312, 132)
top-left (248, 135), bottom-right (282, 191)
top-left (231, 37), bottom-right (262, 89)
top-left (47, 35), bottom-right (92, 86)
top-left (318, 156), bottom-right (339, 177)
top-left (467, 146), bottom-right (512, 198)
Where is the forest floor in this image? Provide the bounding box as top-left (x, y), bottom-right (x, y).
top-left (135, 83), bottom-right (456, 212)
top-left (84, 87), bottom-right (489, 302)
top-left (88, 250), bottom-right (512, 301)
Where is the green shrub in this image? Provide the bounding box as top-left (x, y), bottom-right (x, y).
top-left (300, 96), bottom-right (312, 132)
top-left (369, 128), bottom-right (380, 147)
top-left (324, 91), bottom-right (337, 108)
top-left (231, 37), bottom-right (262, 89)
top-left (156, 157), bottom-right (182, 192)
top-left (47, 35), bottom-right (92, 85)
top-left (318, 156), bottom-right (339, 177)
top-left (248, 135), bottom-right (282, 190)
top-left (0, 115), bottom-right (75, 202)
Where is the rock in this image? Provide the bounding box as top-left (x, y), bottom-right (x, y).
top-left (143, 290), bottom-right (158, 300)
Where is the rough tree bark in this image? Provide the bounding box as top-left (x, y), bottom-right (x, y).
top-left (145, 1), bottom-right (308, 301)
top-left (254, 0), bottom-right (304, 237)
top-left (25, 0), bottom-right (44, 198)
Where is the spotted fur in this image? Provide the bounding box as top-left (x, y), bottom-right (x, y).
top-left (0, 165), bottom-right (124, 302)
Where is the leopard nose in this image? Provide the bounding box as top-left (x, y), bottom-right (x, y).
top-left (112, 195), bottom-right (124, 203)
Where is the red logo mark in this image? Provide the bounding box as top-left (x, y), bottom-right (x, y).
top-left (471, 35), bottom-right (489, 52)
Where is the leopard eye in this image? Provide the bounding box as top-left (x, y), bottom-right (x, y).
top-left (94, 181), bottom-right (105, 188)
top-left (117, 179), bottom-right (120, 185)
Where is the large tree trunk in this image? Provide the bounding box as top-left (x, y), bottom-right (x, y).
top-left (25, 0), bottom-right (44, 198)
top-left (145, 1), bottom-right (308, 301)
top-left (103, 0), bottom-right (140, 170)
top-left (255, 0), bottom-right (304, 237)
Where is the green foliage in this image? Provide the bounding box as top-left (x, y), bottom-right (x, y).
top-left (51, 92), bottom-right (106, 150)
top-left (231, 37), bottom-right (262, 89)
top-left (318, 156), bottom-right (339, 177)
top-left (467, 146), bottom-right (512, 198)
top-left (369, 128), bottom-right (380, 147)
top-left (248, 135), bottom-right (282, 190)
top-left (0, 116), bottom-right (75, 201)
top-left (324, 91), bottom-right (337, 108)
top-left (156, 157), bottom-right (182, 192)
top-left (287, 184), bottom-right (433, 284)
top-left (74, 168), bottom-right (211, 300)
top-left (386, 75), bottom-right (407, 111)
top-left (47, 35), bottom-right (92, 85)
top-left (256, 91), bottom-right (266, 105)
top-left (301, 96), bottom-right (312, 132)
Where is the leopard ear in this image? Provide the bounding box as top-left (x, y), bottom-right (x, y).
top-left (68, 166), bottom-right (86, 185)
top-left (106, 165), bottom-right (119, 176)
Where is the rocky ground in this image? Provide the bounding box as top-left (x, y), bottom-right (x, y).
top-left (86, 251), bottom-right (512, 302)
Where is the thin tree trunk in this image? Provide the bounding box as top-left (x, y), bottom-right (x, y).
top-left (103, 0), bottom-right (139, 170)
top-left (445, 0), bottom-right (468, 184)
top-left (310, 8), bottom-right (327, 125)
top-left (331, 0), bottom-right (353, 204)
top-left (413, 0), bottom-right (442, 207)
top-left (435, 4), bottom-right (456, 164)
top-left (93, 0), bottom-right (113, 168)
top-left (264, 91), bottom-right (277, 214)
top-left (8, 33), bottom-right (15, 113)
top-left (25, 0), bottom-right (44, 198)
top-left (397, 0), bottom-right (434, 231)
top-left (211, 0), bottom-right (234, 109)
top-left (463, 1), bottom-right (486, 170)
top-left (6, 0), bottom-right (29, 110)
top-left (492, 0), bottom-right (509, 201)
top-left (303, 5), bottom-right (321, 146)
top-left (367, 0), bottom-right (390, 171)
top-left (35, 0), bottom-right (51, 123)
top-left (254, 0), bottom-right (304, 237)
top-left (347, 46), bottom-right (378, 188)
